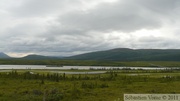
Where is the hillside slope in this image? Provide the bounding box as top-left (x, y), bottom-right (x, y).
top-left (66, 48), bottom-right (180, 61)
top-left (22, 54), bottom-right (59, 60)
top-left (0, 52), bottom-right (10, 58)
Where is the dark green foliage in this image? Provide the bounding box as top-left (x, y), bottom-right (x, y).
top-left (41, 79), bottom-right (45, 84)
top-left (81, 82), bottom-right (97, 89)
top-left (99, 83), bottom-right (109, 88)
top-left (45, 88), bottom-right (63, 101)
top-left (32, 90), bottom-right (43, 95)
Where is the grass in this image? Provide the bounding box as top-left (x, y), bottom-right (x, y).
top-left (1, 59), bottom-right (180, 67)
top-left (0, 69), bottom-right (179, 101)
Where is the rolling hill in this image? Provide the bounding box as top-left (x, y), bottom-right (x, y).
top-left (1, 48), bottom-right (180, 61)
top-left (22, 54), bottom-right (60, 60)
top-left (66, 48), bottom-right (180, 61)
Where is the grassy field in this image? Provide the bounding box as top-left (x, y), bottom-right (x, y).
top-left (0, 69), bottom-right (179, 101)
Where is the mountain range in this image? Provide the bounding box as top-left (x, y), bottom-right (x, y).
top-left (22, 54), bottom-right (60, 60)
top-left (1, 48), bottom-right (180, 61)
top-left (66, 48), bottom-right (180, 61)
top-left (0, 52), bottom-right (10, 59)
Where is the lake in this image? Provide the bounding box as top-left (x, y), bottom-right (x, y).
top-left (0, 65), bottom-right (177, 70)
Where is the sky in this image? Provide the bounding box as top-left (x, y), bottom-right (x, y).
top-left (0, 0), bottom-right (180, 57)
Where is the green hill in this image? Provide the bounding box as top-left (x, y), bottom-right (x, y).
top-left (66, 48), bottom-right (180, 61)
top-left (22, 54), bottom-right (59, 60)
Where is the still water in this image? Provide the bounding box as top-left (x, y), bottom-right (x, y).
top-left (0, 65), bottom-right (178, 74)
top-left (0, 65), bottom-right (175, 70)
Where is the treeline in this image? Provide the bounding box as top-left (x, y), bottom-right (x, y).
top-left (0, 70), bottom-right (180, 101)
top-left (0, 70), bottom-right (118, 82)
top-left (1, 59), bottom-right (180, 67)
top-left (1, 70), bottom-right (180, 84)
top-left (0, 59), bottom-right (120, 66)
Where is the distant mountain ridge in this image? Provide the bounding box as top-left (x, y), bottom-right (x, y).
top-left (66, 48), bottom-right (180, 61)
top-left (0, 52), bottom-right (10, 58)
top-left (22, 54), bottom-right (60, 60)
top-left (2, 48), bottom-right (180, 61)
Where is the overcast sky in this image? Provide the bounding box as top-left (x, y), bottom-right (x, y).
top-left (0, 0), bottom-right (180, 57)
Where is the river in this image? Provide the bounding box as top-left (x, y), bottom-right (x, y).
top-left (0, 65), bottom-right (177, 70)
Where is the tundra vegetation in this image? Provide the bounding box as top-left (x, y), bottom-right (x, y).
top-left (0, 69), bottom-right (179, 101)
top-left (2, 59), bottom-right (180, 67)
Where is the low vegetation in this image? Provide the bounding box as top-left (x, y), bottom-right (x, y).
top-left (0, 69), bottom-right (179, 101)
top-left (1, 59), bottom-right (180, 67)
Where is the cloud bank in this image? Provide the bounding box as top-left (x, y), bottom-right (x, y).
top-left (0, 0), bottom-right (180, 57)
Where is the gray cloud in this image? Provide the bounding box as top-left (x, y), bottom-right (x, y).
top-left (0, 0), bottom-right (180, 57)
top-left (57, 0), bottom-right (180, 33)
top-left (58, 2), bottom-right (160, 33)
top-left (11, 0), bottom-right (82, 17)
